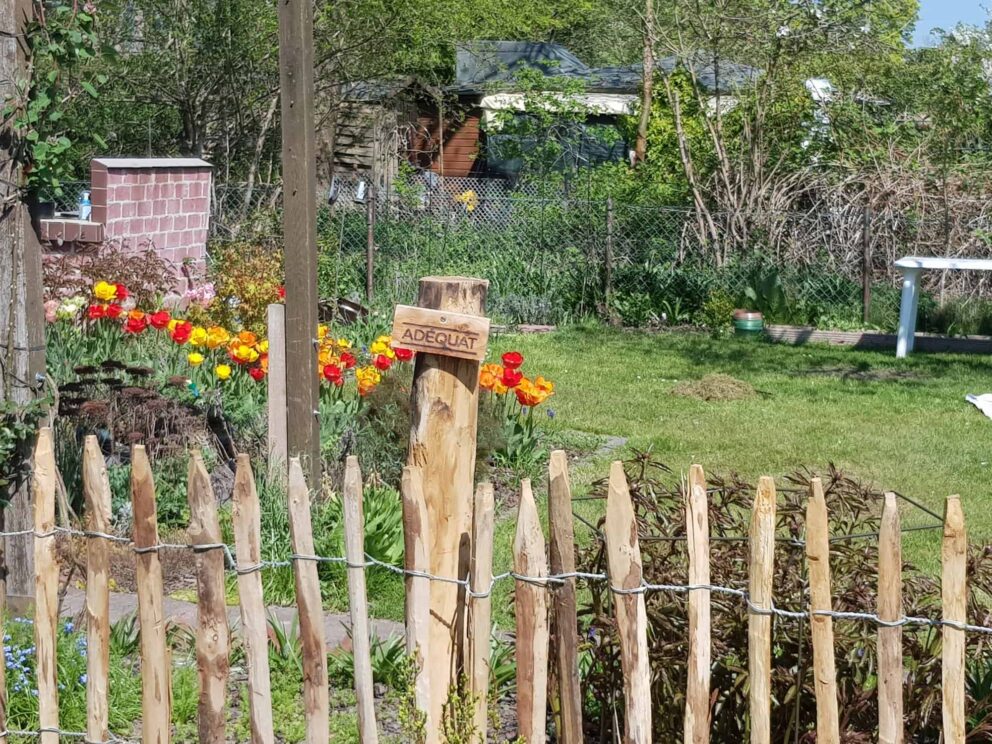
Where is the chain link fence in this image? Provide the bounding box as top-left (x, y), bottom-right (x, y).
top-left (53, 173), bottom-right (992, 331)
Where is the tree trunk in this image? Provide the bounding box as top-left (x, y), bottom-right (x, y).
top-left (1, 0), bottom-right (46, 607)
top-left (633, 0), bottom-right (655, 165)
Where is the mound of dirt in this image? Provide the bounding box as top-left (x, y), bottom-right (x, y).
top-left (672, 373), bottom-right (756, 402)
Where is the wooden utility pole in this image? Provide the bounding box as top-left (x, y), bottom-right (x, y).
top-left (1, 0), bottom-right (46, 606)
top-left (278, 0), bottom-right (320, 478)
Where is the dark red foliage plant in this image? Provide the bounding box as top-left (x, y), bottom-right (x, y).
top-left (576, 451), bottom-right (992, 743)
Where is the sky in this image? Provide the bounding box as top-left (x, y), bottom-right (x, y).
top-left (913, 0), bottom-right (988, 46)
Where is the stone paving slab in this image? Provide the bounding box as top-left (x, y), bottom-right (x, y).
top-left (58, 587), bottom-right (404, 649)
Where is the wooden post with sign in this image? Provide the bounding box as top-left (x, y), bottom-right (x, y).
top-left (395, 276), bottom-right (489, 731)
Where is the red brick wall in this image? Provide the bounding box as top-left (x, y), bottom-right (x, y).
top-left (90, 158), bottom-right (212, 270)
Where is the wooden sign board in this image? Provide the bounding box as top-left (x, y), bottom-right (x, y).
top-left (391, 305), bottom-right (490, 361)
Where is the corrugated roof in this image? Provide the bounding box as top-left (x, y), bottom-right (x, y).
top-left (453, 41), bottom-right (760, 95)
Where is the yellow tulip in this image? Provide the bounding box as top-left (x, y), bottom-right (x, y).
top-left (190, 326), bottom-right (208, 347)
top-left (215, 364), bottom-right (232, 380)
top-left (187, 352), bottom-right (205, 367)
top-left (93, 281), bottom-right (117, 302)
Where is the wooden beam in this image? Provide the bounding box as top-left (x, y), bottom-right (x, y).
top-left (548, 450), bottom-right (583, 743)
top-left (266, 303), bottom-right (288, 481)
top-left (685, 464), bottom-right (711, 744)
top-left (942, 495), bottom-right (967, 744)
top-left (187, 451), bottom-right (230, 744)
top-left (33, 429), bottom-right (58, 744)
top-left (514, 479), bottom-right (549, 744)
top-left (131, 445), bottom-right (172, 744)
top-left (402, 466), bottom-right (435, 741)
top-left (877, 493), bottom-right (903, 744)
top-left (1, 0), bottom-right (46, 606)
top-left (406, 276), bottom-right (488, 726)
top-left (806, 478), bottom-right (839, 744)
top-left (467, 482), bottom-right (494, 744)
top-left (605, 461), bottom-right (651, 743)
top-left (748, 476), bottom-right (776, 744)
top-left (278, 0), bottom-right (320, 477)
top-left (83, 436), bottom-right (112, 744)
top-left (232, 455), bottom-right (275, 744)
top-left (288, 458), bottom-right (330, 743)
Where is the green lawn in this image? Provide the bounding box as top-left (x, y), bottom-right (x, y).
top-left (490, 324), bottom-right (992, 575)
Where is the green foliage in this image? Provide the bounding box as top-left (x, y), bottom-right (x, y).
top-left (0, 396), bottom-right (49, 507)
top-left (699, 289), bottom-right (736, 332)
top-left (440, 677), bottom-right (480, 744)
top-left (327, 633), bottom-right (411, 690)
top-left (742, 265), bottom-right (790, 321)
top-left (202, 242), bottom-right (284, 336)
top-left (6, 0), bottom-right (109, 196)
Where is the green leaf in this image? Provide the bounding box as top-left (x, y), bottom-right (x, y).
top-left (81, 81), bottom-right (98, 98)
top-left (25, 130), bottom-right (39, 142)
top-left (96, 74), bottom-right (108, 84)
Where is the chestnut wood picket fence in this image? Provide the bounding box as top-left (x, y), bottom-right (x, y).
top-left (7, 426), bottom-right (987, 743)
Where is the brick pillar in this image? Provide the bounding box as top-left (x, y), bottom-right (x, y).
top-left (91, 158), bottom-right (212, 275)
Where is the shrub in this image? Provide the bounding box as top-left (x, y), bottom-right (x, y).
top-left (578, 452), bottom-right (992, 741)
top-left (43, 239), bottom-right (176, 306)
top-left (203, 241), bottom-right (284, 335)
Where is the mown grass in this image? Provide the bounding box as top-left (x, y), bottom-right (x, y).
top-left (489, 324), bottom-right (992, 582)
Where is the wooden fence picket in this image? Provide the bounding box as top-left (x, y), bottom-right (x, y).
top-left (288, 457), bottom-right (330, 744)
top-left (685, 464), bottom-right (711, 744)
top-left (806, 478), bottom-right (839, 744)
top-left (514, 479), bottom-right (549, 744)
top-left (748, 476), bottom-right (776, 744)
top-left (402, 466), bottom-right (434, 740)
top-left (877, 493), bottom-right (903, 744)
top-left (467, 482), bottom-right (495, 744)
top-left (605, 461), bottom-right (652, 744)
top-left (187, 451), bottom-right (230, 744)
top-left (942, 495), bottom-right (967, 744)
top-left (548, 450), bottom-right (583, 744)
top-left (266, 303), bottom-right (288, 481)
top-left (231, 454), bottom-right (275, 744)
top-left (83, 435), bottom-right (112, 744)
top-left (343, 456), bottom-right (379, 744)
top-left (131, 444), bottom-right (171, 744)
top-left (33, 428), bottom-right (59, 744)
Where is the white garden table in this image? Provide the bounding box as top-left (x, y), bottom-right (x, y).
top-left (895, 256), bottom-right (992, 357)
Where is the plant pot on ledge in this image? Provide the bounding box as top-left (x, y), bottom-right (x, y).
top-left (733, 309), bottom-right (764, 338)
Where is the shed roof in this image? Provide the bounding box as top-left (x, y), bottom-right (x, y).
top-left (453, 41), bottom-right (760, 95)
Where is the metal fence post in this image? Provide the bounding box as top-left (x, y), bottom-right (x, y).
top-left (366, 182), bottom-right (375, 304)
top-left (604, 196), bottom-right (614, 303)
top-left (862, 205), bottom-right (872, 324)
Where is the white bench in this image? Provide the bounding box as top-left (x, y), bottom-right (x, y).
top-left (895, 256), bottom-right (992, 357)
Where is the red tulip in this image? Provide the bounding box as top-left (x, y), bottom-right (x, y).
top-left (374, 354), bottom-right (393, 371)
top-left (501, 367), bottom-right (523, 388)
top-left (87, 304), bottom-right (106, 320)
top-left (322, 364), bottom-right (343, 384)
top-left (106, 303), bottom-right (124, 319)
top-left (149, 310), bottom-right (171, 330)
top-left (170, 321), bottom-right (193, 344)
top-left (502, 351), bottom-right (524, 369)
top-left (340, 351), bottom-right (357, 369)
top-left (114, 283), bottom-right (129, 301)
top-left (248, 367), bottom-right (265, 381)
top-left (394, 347), bottom-right (414, 362)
